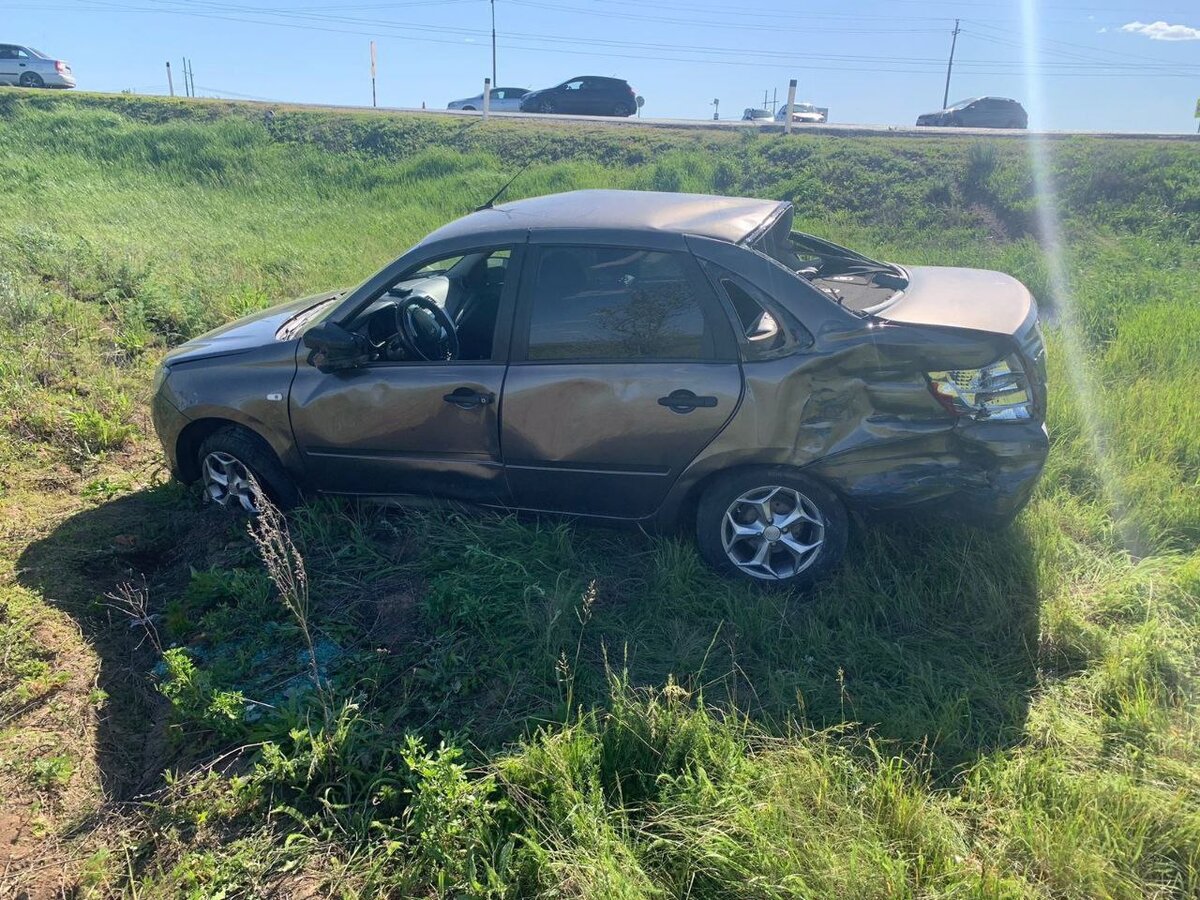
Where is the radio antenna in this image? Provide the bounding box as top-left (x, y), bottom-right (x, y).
top-left (475, 156), bottom-right (537, 211)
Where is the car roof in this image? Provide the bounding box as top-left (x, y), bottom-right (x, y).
top-left (420, 189), bottom-right (788, 246)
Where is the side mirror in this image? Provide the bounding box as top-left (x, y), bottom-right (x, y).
top-left (303, 322), bottom-right (368, 373)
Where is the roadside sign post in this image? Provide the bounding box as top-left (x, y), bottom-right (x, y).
top-left (482, 77), bottom-right (491, 120)
top-left (1194, 97), bottom-right (1199, 133)
top-left (784, 79), bottom-right (797, 134)
top-left (370, 41), bottom-right (377, 108)
top-left (166, 61), bottom-right (174, 98)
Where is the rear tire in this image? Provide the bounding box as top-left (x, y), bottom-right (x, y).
top-left (197, 426), bottom-right (299, 513)
top-left (696, 467), bottom-right (848, 589)
top-left (19, 72), bottom-right (43, 88)
top-left (461, 105), bottom-right (476, 111)
top-left (612, 101), bottom-right (632, 117)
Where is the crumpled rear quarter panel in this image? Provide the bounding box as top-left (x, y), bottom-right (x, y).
top-left (657, 321), bottom-right (1047, 528)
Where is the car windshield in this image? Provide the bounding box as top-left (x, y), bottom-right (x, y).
top-left (947, 97), bottom-right (977, 110)
top-left (749, 211), bottom-right (908, 313)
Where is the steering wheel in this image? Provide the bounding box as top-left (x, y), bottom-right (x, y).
top-left (386, 294), bottom-right (460, 361)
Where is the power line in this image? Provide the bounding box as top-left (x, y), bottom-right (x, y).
top-left (13, 0), bottom-right (1200, 79)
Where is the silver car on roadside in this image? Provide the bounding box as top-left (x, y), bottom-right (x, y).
top-left (776, 102), bottom-right (827, 124)
top-left (447, 86), bottom-right (528, 112)
top-left (0, 44), bottom-right (75, 88)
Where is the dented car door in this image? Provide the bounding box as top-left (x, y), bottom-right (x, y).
top-left (501, 242), bottom-right (743, 518)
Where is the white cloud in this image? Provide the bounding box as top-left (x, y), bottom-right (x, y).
top-left (1097, 27), bottom-right (1107, 33)
top-left (1120, 20), bottom-right (1200, 40)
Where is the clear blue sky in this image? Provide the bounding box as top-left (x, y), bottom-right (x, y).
top-left (6, 0), bottom-right (1199, 131)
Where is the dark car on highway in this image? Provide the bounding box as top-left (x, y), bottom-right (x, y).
top-left (519, 77), bottom-right (637, 117)
top-left (152, 190), bottom-right (1048, 588)
top-left (917, 96), bottom-right (1028, 129)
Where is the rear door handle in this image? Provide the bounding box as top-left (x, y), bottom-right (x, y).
top-left (658, 389), bottom-right (718, 413)
top-left (443, 387), bottom-right (494, 409)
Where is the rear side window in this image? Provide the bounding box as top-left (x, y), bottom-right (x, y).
top-left (524, 247), bottom-right (716, 361)
top-left (706, 264), bottom-right (813, 359)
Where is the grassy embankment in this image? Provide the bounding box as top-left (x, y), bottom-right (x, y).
top-left (0, 90), bottom-right (1198, 897)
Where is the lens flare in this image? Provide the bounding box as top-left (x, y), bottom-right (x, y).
top-left (1018, 0), bottom-right (1142, 555)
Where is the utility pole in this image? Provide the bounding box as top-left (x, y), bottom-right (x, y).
top-left (942, 18), bottom-right (961, 109)
top-left (188, 58), bottom-right (195, 97)
top-left (490, 0), bottom-right (497, 86)
top-left (369, 40), bottom-right (377, 107)
top-left (166, 61), bottom-right (174, 97)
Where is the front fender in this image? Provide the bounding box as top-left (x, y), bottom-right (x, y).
top-left (161, 341), bottom-right (303, 480)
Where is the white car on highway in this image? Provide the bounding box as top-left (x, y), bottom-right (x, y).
top-left (447, 87), bottom-right (528, 112)
top-left (0, 43), bottom-right (75, 88)
top-left (776, 102), bottom-right (827, 124)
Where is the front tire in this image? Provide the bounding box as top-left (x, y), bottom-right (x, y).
top-left (538, 99), bottom-right (555, 114)
top-left (19, 72), bottom-right (43, 88)
top-left (696, 468), bottom-right (848, 589)
top-left (197, 426), bottom-right (299, 513)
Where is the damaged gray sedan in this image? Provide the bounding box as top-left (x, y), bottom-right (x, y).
top-left (151, 189), bottom-right (1048, 588)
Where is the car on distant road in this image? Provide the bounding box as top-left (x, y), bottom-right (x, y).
top-left (447, 87), bottom-right (528, 112)
top-left (916, 97), bottom-right (1027, 129)
top-left (776, 102), bottom-right (827, 124)
top-left (519, 77), bottom-right (637, 117)
top-left (151, 189), bottom-right (1048, 588)
top-left (0, 43), bottom-right (74, 89)
top-left (742, 108), bottom-right (774, 122)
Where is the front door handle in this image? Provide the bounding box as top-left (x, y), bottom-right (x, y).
top-left (657, 389), bottom-right (718, 414)
top-left (443, 387), bottom-right (494, 409)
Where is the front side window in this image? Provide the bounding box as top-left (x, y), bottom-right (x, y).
top-left (353, 249), bottom-right (511, 363)
top-left (563, 80), bottom-right (583, 91)
top-left (525, 247), bottom-right (713, 361)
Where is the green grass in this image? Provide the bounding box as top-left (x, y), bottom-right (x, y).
top-left (0, 90), bottom-right (1197, 897)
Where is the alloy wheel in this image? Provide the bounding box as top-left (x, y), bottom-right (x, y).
top-left (720, 485), bottom-right (825, 580)
top-left (201, 451), bottom-right (260, 513)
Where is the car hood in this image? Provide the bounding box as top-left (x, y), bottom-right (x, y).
top-left (164, 290), bottom-right (344, 365)
top-left (874, 266), bottom-right (1034, 336)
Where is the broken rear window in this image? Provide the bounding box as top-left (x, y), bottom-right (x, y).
top-left (749, 215), bottom-right (908, 314)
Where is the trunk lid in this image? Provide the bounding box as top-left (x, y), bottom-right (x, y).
top-left (874, 265), bottom-right (1035, 337)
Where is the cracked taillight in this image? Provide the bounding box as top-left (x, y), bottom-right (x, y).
top-left (927, 355), bottom-right (1033, 421)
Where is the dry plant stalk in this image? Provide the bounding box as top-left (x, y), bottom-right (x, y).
top-left (103, 576), bottom-right (162, 655)
top-left (247, 484), bottom-right (329, 710)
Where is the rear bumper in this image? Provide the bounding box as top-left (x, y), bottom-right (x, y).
top-left (805, 420), bottom-right (1050, 527)
top-left (44, 72), bottom-right (76, 88)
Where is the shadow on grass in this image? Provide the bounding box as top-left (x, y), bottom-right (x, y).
top-left (17, 487), bottom-right (1041, 798)
top-left (15, 484), bottom-right (245, 801)
top-left (405, 511), bottom-right (1042, 779)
